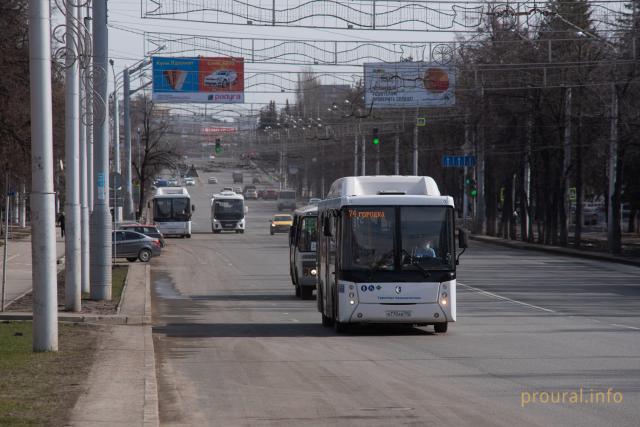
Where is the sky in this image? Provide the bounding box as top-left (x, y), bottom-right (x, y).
top-left (100, 0), bottom-right (457, 110)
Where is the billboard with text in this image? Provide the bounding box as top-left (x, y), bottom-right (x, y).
top-left (364, 62), bottom-right (455, 108)
top-left (152, 57), bottom-right (244, 103)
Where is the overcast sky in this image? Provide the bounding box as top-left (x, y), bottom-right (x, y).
top-left (51, 1), bottom-right (458, 113)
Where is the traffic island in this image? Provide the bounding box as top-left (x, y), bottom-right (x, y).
top-left (0, 321), bottom-right (99, 425)
top-left (0, 264), bottom-right (159, 426)
top-left (2, 264), bottom-right (131, 323)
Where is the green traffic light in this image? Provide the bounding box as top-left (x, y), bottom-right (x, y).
top-left (373, 137), bottom-right (380, 145)
top-left (215, 145), bottom-right (222, 153)
top-left (470, 189), bottom-right (478, 197)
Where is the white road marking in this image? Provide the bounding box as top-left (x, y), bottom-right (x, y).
top-left (458, 282), bottom-right (557, 313)
top-left (610, 323), bottom-right (640, 331)
top-left (459, 282), bottom-right (640, 331)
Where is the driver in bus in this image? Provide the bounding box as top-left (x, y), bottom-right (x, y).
top-left (414, 237), bottom-right (436, 258)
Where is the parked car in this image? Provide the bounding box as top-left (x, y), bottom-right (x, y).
top-left (270, 214), bottom-right (293, 235)
top-left (112, 230), bottom-right (161, 262)
top-left (257, 189), bottom-right (265, 199)
top-left (245, 189), bottom-right (258, 199)
top-left (184, 177), bottom-right (195, 186)
top-left (167, 177), bottom-right (178, 186)
top-left (222, 186), bottom-right (234, 192)
top-left (208, 176), bottom-right (218, 184)
top-left (234, 186), bottom-right (242, 194)
top-left (119, 223), bottom-right (166, 247)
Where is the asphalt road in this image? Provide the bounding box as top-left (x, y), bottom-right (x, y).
top-left (151, 162), bottom-right (640, 426)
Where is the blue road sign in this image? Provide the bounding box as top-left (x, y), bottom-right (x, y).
top-left (442, 155), bottom-right (476, 168)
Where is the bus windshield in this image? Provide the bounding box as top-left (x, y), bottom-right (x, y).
top-left (297, 216), bottom-right (317, 252)
top-left (341, 206), bottom-right (454, 274)
top-left (154, 197), bottom-right (191, 222)
top-left (214, 199), bottom-right (244, 220)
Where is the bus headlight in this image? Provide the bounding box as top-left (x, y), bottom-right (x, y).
top-left (440, 299), bottom-right (448, 306)
top-left (310, 268), bottom-right (317, 276)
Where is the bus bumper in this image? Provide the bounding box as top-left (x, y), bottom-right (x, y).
top-left (337, 280), bottom-right (456, 324)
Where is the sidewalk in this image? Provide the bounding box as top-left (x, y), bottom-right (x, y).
top-left (1, 232), bottom-right (65, 310)
top-left (68, 263), bottom-right (159, 427)
top-left (471, 234), bottom-right (640, 268)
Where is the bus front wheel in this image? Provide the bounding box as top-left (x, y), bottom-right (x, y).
top-left (434, 322), bottom-right (448, 333)
top-left (333, 291), bottom-right (348, 333)
top-left (321, 312), bottom-right (333, 327)
top-left (300, 286), bottom-right (313, 300)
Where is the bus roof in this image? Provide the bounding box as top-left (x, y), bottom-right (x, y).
top-left (327, 176), bottom-right (440, 197)
top-left (293, 204), bottom-right (318, 217)
top-left (320, 176), bottom-right (454, 209)
top-left (154, 187), bottom-right (190, 198)
top-left (211, 190), bottom-right (244, 200)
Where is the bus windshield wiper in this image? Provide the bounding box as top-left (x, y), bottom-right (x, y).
top-left (401, 249), bottom-right (431, 278)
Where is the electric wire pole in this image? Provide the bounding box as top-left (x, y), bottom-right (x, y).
top-left (90, 0), bottom-right (112, 300)
top-left (79, 4), bottom-right (90, 295)
top-left (29, 0), bottom-right (58, 351)
top-left (64, 0), bottom-right (81, 311)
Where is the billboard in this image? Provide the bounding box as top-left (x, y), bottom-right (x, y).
top-left (364, 62), bottom-right (455, 108)
top-left (152, 57), bottom-right (244, 103)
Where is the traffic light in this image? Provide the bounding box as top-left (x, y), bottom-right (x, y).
top-left (465, 176), bottom-right (478, 198)
top-left (372, 127), bottom-right (380, 145)
top-left (215, 138), bottom-right (222, 153)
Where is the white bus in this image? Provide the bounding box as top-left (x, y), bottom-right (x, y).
top-left (152, 187), bottom-right (194, 238)
top-left (316, 176), bottom-right (468, 334)
top-left (211, 190), bottom-right (247, 233)
top-left (289, 205), bottom-right (318, 299)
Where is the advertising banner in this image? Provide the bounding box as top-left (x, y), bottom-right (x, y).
top-left (152, 57), bottom-right (244, 103)
top-left (364, 62), bottom-right (455, 108)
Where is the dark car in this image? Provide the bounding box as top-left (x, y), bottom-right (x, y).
top-left (112, 230), bottom-right (162, 262)
top-left (263, 188), bottom-right (278, 200)
top-left (277, 190), bottom-right (297, 211)
top-left (119, 223), bottom-right (166, 247)
top-left (252, 176), bottom-right (260, 184)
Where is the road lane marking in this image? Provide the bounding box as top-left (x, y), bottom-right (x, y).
top-left (610, 323), bottom-right (640, 330)
top-left (459, 282), bottom-right (640, 331)
top-left (458, 282), bottom-right (556, 313)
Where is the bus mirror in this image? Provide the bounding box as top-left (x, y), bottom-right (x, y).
top-left (192, 204), bottom-right (196, 212)
top-left (244, 206), bottom-right (248, 214)
top-left (323, 217), bottom-right (332, 237)
top-left (458, 228), bottom-right (469, 249)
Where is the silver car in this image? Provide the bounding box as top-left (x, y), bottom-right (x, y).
top-left (112, 230), bottom-right (162, 262)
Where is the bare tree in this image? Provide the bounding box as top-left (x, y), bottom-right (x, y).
top-left (131, 94), bottom-right (182, 219)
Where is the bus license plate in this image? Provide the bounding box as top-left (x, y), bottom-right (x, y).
top-left (385, 310), bottom-right (412, 318)
top-left (224, 224), bottom-right (233, 228)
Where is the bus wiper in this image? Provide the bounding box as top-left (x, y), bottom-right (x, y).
top-left (401, 249), bottom-right (431, 278)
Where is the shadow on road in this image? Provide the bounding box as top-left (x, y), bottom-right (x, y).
top-left (153, 322), bottom-right (433, 338)
top-left (190, 293), bottom-right (300, 302)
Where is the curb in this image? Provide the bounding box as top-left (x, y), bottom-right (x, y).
top-left (470, 235), bottom-right (640, 268)
top-left (142, 265), bottom-right (159, 426)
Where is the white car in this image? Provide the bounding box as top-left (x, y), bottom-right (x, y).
top-left (184, 177), bottom-right (195, 186)
top-left (208, 176), bottom-right (218, 184)
top-left (204, 70), bottom-right (237, 87)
